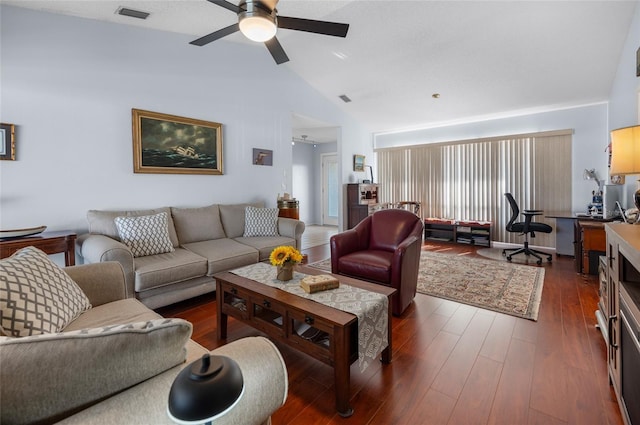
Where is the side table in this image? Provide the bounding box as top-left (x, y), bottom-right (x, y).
top-left (0, 231), bottom-right (77, 266)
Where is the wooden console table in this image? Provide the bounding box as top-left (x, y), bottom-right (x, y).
top-left (0, 231), bottom-right (77, 266)
top-left (213, 264), bottom-right (395, 417)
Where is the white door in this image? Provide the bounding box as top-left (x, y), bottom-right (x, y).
top-left (322, 154), bottom-right (339, 226)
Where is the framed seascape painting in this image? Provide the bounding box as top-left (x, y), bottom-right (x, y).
top-left (132, 109), bottom-right (223, 175)
top-left (0, 123), bottom-right (15, 161)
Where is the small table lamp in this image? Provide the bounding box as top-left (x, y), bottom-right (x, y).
top-left (610, 125), bottom-right (640, 221)
top-left (167, 354), bottom-right (244, 424)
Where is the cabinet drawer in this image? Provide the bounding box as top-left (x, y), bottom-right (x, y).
top-left (287, 308), bottom-right (335, 364)
top-left (250, 295), bottom-right (286, 337)
top-left (220, 282), bottom-right (250, 320)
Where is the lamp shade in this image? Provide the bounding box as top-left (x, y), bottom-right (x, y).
top-left (239, 2), bottom-right (277, 42)
top-left (610, 125), bottom-right (640, 175)
top-left (167, 354), bottom-right (244, 424)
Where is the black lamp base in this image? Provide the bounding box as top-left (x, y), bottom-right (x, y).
top-left (635, 188), bottom-right (640, 224)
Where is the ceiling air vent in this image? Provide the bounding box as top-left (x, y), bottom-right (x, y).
top-left (339, 94), bottom-right (352, 103)
top-left (116, 7), bottom-right (150, 20)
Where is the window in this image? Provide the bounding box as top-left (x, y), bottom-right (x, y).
top-left (376, 130), bottom-right (572, 247)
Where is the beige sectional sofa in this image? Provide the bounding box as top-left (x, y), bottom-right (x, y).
top-left (0, 253), bottom-right (288, 425)
top-left (77, 203), bottom-right (305, 309)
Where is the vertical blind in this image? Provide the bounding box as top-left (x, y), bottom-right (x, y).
top-left (376, 130), bottom-right (572, 248)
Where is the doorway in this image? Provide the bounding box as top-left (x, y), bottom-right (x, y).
top-left (322, 153), bottom-right (339, 226)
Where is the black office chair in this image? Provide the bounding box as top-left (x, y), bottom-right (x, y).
top-left (503, 193), bottom-right (553, 265)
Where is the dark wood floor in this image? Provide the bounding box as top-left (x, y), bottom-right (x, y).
top-left (156, 241), bottom-right (624, 425)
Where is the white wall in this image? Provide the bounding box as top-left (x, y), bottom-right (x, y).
top-left (0, 6), bottom-right (369, 234)
top-left (608, 2), bottom-right (640, 204)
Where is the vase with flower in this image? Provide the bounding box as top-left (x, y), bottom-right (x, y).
top-left (269, 245), bottom-right (303, 281)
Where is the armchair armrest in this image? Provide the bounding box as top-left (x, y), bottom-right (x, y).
top-left (64, 262), bottom-right (127, 307)
top-left (277, 217), bottom-right (306, 249)
top-left (77, 233), bottom-right (135, 299)
top-left (330, 230), bottom-right (360, 273)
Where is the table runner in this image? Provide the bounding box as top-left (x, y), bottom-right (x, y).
top-left (230, 262), bottom-right (388, 372)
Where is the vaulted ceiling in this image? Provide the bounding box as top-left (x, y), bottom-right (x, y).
top-left (2, 0), bottom-right (637, 142)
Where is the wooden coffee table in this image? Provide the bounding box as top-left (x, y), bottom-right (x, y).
top-left (213, 264), bottom-right (395, 417)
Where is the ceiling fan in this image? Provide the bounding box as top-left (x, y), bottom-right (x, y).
top-left (190, 0), bottom-right (350, 65)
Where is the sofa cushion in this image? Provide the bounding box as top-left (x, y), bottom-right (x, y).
top-left (0, 247), bottom-right (92, 337)
top-left (115, 212), bottom-right (175, 258)
top-left (243, 206), bottom-right (279, 237)
top-left (234, 236), bottom-right (298, 262)
top-left (183, 239), bottom-right (259, 275)
top-left (171, 204), bottom-right (226, 243)
top-left (219, 202), bottom-right (264, 238)
top-left (133, 248), bottom-right (208, 292)
top-left (87, 207), bottom-right (179, 248)
top-left (0, 318), bottom-right (191, 425)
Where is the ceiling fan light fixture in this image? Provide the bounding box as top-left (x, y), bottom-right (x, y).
top-left (239, 2), bottom-right (277, 42)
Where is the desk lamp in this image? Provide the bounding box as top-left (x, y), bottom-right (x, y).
top-left (609, 125), bottom-right (640, 222)
top-left (167, 354), bottom-right (244, 424)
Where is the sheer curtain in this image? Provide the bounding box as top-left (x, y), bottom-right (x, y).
top-left (376, 130), bottom-right (572, 248)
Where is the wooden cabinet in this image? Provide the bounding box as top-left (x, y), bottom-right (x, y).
top-left (576, 220), bottom-right (608, 274)
top-left (604, 223), bottom-right (640, 425)
top-left (346, 183), bottom-right (378, 229)
top-left (605, 228), bottom-right (622, 398)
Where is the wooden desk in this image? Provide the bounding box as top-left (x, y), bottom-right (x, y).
top-left (0, 231), bottom-right (77, 266)
top-left (576, 221), bottom-right (607, 274)
top-left (545, 212), bottom-right (615, 257)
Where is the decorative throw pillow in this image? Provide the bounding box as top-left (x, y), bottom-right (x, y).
top-left (243, 206), bottom-right (279, 237)
top-left (0, 246), bottom-right (92, 337)
top-left (114, 211), bottom-right (175, 257)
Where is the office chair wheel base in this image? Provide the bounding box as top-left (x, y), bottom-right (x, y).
top-left (506, 256), bottom-right (513, 262)
top-left (537, 259), bottom-right (542, 265)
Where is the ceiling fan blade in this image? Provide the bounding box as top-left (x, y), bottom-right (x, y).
top-left (277, 16), bottom-right (349, 38)
top-left (190, 23), bottom-right (240, 46)
top-left (265, 37), bottom-right (289, 64)
top-left (206, 0), bottom-right (242, 14)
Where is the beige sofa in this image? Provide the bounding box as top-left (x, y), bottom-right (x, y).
top-left (0, 256), bottom-right (288, 425)
top-left (77, 203), bottom-right (305, 309)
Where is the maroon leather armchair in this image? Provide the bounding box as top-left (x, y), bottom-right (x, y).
top-left (330, 209), bottom-right (424, 316)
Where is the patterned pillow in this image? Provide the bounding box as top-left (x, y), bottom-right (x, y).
top-left (114, 211), bottom-right (175, 257)
top-left (0, 246), bottom-right (92, 337)
top-left (243, 206), bottom-right (279, 237)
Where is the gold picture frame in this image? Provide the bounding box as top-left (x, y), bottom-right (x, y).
top-left (0, 123), bottom-right (16, 161)
top-left (353, 154), bottom-right (365, 172)
top-left (132, 109), bottom-right (223, 175)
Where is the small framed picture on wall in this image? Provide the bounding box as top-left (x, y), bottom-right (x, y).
top-left (0, 123), bottom-right (15, 161)
top-left (253, 148), bottom-right (273, 166)
top-left (353, 154), bottom-right (365, 172)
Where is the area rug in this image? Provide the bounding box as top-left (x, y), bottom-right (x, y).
top-left (309, 250), bottom-right (545, 321)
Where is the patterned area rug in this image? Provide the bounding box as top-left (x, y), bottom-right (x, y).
top-left (309, 250), bottom-right (545, 321)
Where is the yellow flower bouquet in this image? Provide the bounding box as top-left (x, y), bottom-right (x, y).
top-left (270, 245), bottom-right (302, 281)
